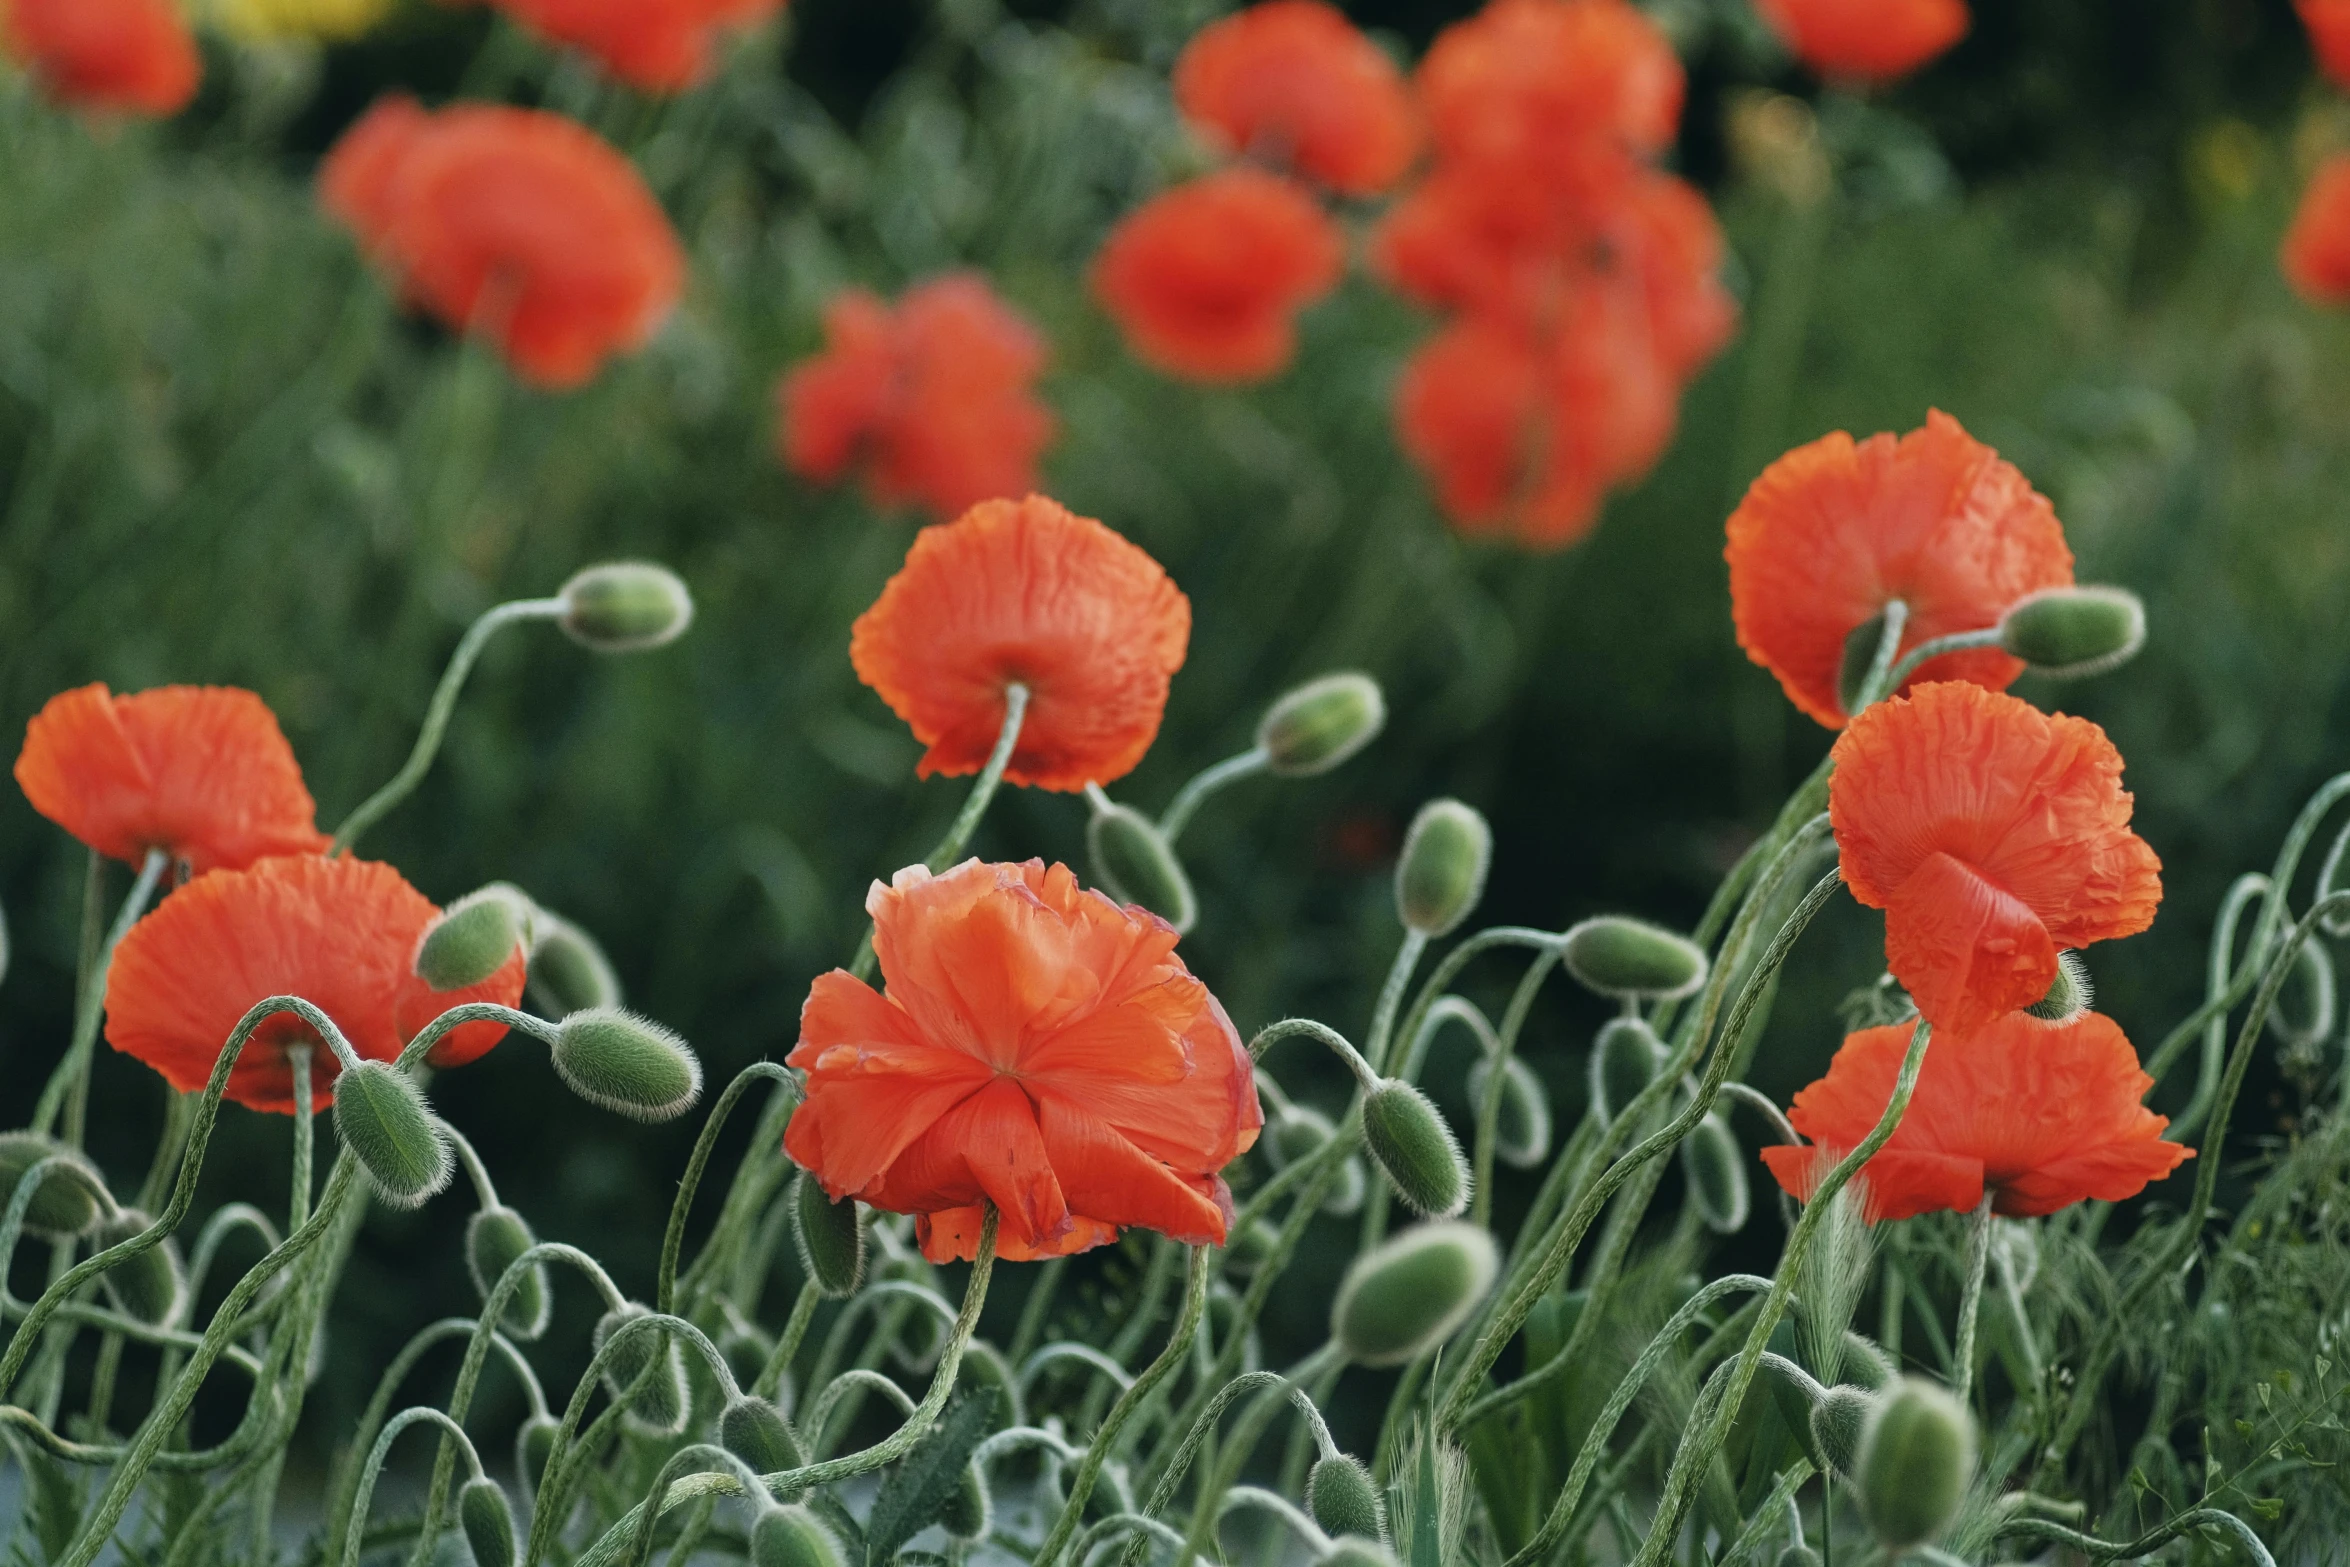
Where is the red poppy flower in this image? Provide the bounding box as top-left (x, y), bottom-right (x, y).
top-left (15, 685), bottom-right (331, 877)
top-left (486, 0), bottom-right (786, 93)
top-left (320, 100), bottom-right (686, 390)
top-left (105, 857), bottom-right (526, 1114)
top-left (849, 495), bottom-right (1190, 792)
top-left (784, 860), bottom-right (1261, 1263)
top-left (1091, 168), bottom-right (1346, 384)
top-left (1755, 0), bottom-right (1969, 84)
top-left (2284, 154), bottom-right (2350, 306)
top-left (778, 274), bottom-right (1058, 522)
top-left (2, 0), bottom-right (199, 117)
top-left (2301, 0), bottom-right (2350, 88)
top-left (1760, 1012), bottom-right (2191, 1221)
top-left (1172, 0), bottom-right (1421, 197)
top-left (1415, 0), bottom-right (1682, 187)
top-left (1725, 411), bottom-right (2076, 729)
top-left (1830, 682), bottom-right (2162, 1036)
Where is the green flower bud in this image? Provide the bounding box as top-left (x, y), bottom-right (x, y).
top-left (1394, 800), bottom-right (1491, 938)
top-left (1466, 1055), bottom-right (1552, 1169)
top-left (459, 1477), bottom-right (517, 1567)
top-left (1858, 1378), bottom-right (1976, 1548)
top-left (95, 1209), bottom-right (185, 1329)
top-left (718, 1328), bottom-right (769, 1393)
top-left (1257, 672), bottom-right (1386, 777)
top-left (1997, 586), bottom-right (2146, 679)
top-left (792, 1173), bottom-right (867, 1298)
top-left (1332, 1220), bottom-right (1499, 1367)
top-left (1837, 609), bottom-right (1897, 718)
top-left (2023, 949), bottom-right (2094, 1024)
top-left (1762, 1355), bottom-right (1827, 1470)
top-left (1361, 1080), bottom-right (1469, 1219)
top-left (465, 1206), bottom-right (551, 1340)
top-left (941, 1462), bottom-right (992, 1542)
top-left (1810, 1384), bottom-right (1876, 1479)
top-left (558, 562), bottom-right (695, 653)
top-left (527, 915), bottom-right (621, 1016)
top-left (749, 1505), bottom-right (845, 1567)
top-left (1306, 1453), bottom-right (1386, 1542)
top-left (1679, 1113), bottom-right (1750, 1235)
top-left (1589, 1018), bottom-right (1666, 1126)
top-left (514, 1417), bottom-right (559, 1503)
top-left (0, 1132), bottom-right (106, 1239)
top-left (1561, 917), bottom-right (1708, 1002)
top-left (594, 1304), bottom-right (691, 1436)
top-left (332, 1062), bottom-right (452, 1210)
top-left (1775, 1547), bottom-right (1824, 1567)
top-left (1086, 802), bottom-right (1197, 934)
top-left (1320, 1537), bottom-right (1402, 1567)
top-left (551, 1008), bottom-right (701, 1122)
top-left (721, 1394), bottom-right (805, 1475)
top-left (416, 886), bottom-right (530, 993)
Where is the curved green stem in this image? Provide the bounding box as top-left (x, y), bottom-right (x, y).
top-left (34, 847), bottom-right (167, 1142)
top-left (1158, 748), bottom-right (1271, 845)
top-left (928, 682), bottom-right (1029, 875)
top-left (1950, 1195), bottom-right (1995, 1403)
top-left (338, 1407), bottom-right (486, 1567)
top-left (657, 1061), bottom-right (800, 1314)
top-left (1997, 1508), bottom-right (2274, 1566)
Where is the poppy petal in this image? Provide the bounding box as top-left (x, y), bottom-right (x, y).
top-left (1760, 1143), bottom-right (1985, 1223)
top-left (784, 973), bottom-right (994, 1197)
top-left (863, 1079), bottom-right (1070, 1252)
top-left (1033, 1097), bottom-right (1230, 1246)
top-left (914, 1207), bottom-right (1119, 1264)
top-left (1882, 851), bottom-right (2059, 1034)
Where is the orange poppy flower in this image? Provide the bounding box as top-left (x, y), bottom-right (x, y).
top-left (1760, 1012), bottom-right (2191, 1222)
top-left (849, 495), bottom-right (1190, 792)
top-left (320, 99), bottom-right (685, 390)
top-left (1172, 0), bottom-right (1421, 197)
top-left (15, 685), bottom-right (331, 877)
top-left (1415, 0), bottom-right (1682, 188)
top-left (1755, 0), bottom-right (1969, 84)
top-left (784, 860), bottom-right (1261, 1263)
top-left (1830, 682), bottom-right (2162, 1037)
top-left (105, 856), bottom-right (526, 1114)
top-left (486, 0), bottom-right (785, 93)
top-left (2284, 154), bottom-right (2350, 306)
top-left (1091, 168), bottom-right (1346, 384)
top-left (778, 274), bottom-right (1058, 522)
top-left (2301, 0), bottom-right (2350, 88)
top-left (1, 0), bottom-right (199, 116)
top-left (1725, 411), bottom-right (2076, 729)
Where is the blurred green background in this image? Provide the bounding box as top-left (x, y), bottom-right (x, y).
top-left (6, 0), bottom-right (2350, 1476)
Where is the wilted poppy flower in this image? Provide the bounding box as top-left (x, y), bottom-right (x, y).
top-left (215, 0), bottom-right (393, 42)
top-left (1092, 168), bottom-right (1346, 383)
top-left (1760, 1012), bottom-right (2191, 1221)
top-left (15, 685), bottom-right (330, 877)
top-left (1726, 411), bottom-right (2076, 729)
top-left (1830, 682), bottom-right (2162, 1036)
top-left (1415, 0), bottom-right (1682, 185)
top-left (1, 0), bottom-right (199, 116)
top-left (850, 495), bottom-right (1190, 792)
top-left (778, 274), bottom-right (1058, 522)
top-left (784, 860), bottom-right (1261, 1262)
top-left (105, 857), bottom-right (526, 1114)
top-left (1755, 0), bottom-right (1969, 84)
top-left (2284, 154), bottom-right (2350, 305)
top-left (2301, 0), bottom-right (2350, 88)
top-left (485, 0), bottom-right (786, 92)
top-left (1172, 0), bottom-right (1420, 197)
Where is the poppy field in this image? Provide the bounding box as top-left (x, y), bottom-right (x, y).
top-left (9, 0), bottom-right (2350, 1564)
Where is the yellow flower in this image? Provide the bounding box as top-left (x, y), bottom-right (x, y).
top-left (213, 0), bottom-right (395, 43)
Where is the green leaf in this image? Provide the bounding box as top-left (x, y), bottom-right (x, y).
top-left (862, 1391), bottom-right (997, 1565)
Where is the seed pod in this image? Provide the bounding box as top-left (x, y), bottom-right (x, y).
top-left (416, 887), bottom-right (529, 993)
top-left (1086, 802), bottom-right (1197, 933)
top-left (792, 1173), bottom-right (867, 1298)
top-left (593, 1304), bottom-right (691, 1436)
top-left (2024, 950), bottom-right (2093, 1024)
top-left (1589, 1018), bottom-right (1666, 1126)
top-left (0, 1132), bottom-right (106, 1239)
top-left (1394, 800), bottom-right (1491, 938)
top-left (1258, 672), bottom-right (1386, 777)
top-left (558, 561), bottom-right (695, 653)
top-left (514, 1417), bottom-right (559, 1500)
top-left (1361, 1080), bottom-right (1469, 1219)
top-left (749, 1505), bottom-right (846, 1567)
top-left (332, 1062), bottom-right (452, 1209)
top-left (527, 915), bottom-right (621, 1016)
top-left (721, 1394), bottom-right (804, 1475)
top-left (1810, 1384), bottom-right (1876, 1479)
top-left (1858, 1378), bottom-right (1975, 1548)
top-left (1306, 1452), bottom-right (1386, 1542)
top-left (459, 1477), bottom-right (517, 1567)
top-left (1997, 586), bottom-right (2146, 679)
top-left (466, 1206), bottom-right (551, 1339)
top-left (551, 1008), bottom-right (701, 1122)
top-left (1465, 1055), bottom-right (1552, 1169)
top-left (1561, 917), bottom-right (1708, 1002)
top-left (941, 1462), bottom-right (991, 1542)
top-left (1332, 1220), bottom-right (1499, 1367)
top-left (1679, 1113), bottom-right (1750, 1234)
top-left (94, 1209), bottom-right (185, 1329)
top-left (1320, 1536), bottom-right (1402, 1567)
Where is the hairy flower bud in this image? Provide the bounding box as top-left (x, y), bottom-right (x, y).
top-left (1589, 1018), bottom-right (1666, 1126)
top-left (594, 1304), bottom-right (691, 1436)
top-left (0, 1133), bottom-right (106, 1240)
top-left (515, 1417), bottom-right (559, 1500)
top-left (466, 1206), bottom-right (551, 1339)
top-left (1086, 802), bottom-right (1197, 933)
top-left (2024, 950), bottom-right (2093, 1025)
top-left (1466, 1055), bottom-right (1552, 1169)
top-left (1395, 800), bottom-right (1491, 938)
top-left (1258, 672), bottom-right (1386, 777)
top-left (1680, 1113), bottom-right (1751, 1234)
top-left (1561, 917), bottom-right (1709, 1002)
top-left (526, 914), bottom-right (622, 1016)
top-left (1306, 1452), bottom-right (1387, 1542)
top-left (792, 1173), bottom-right (867, 1298)
top-left (1776, 1548), bottom-right (1824, 1567)
top-left (332, 1062), bottom-right (452, 1209)
top-left (1810, 1384), bottom-right (1876, 1479)
top-left (416, 886), bottom-right (530, 993)
top-left (721, 1394), bottom-right (805, 1475)
top-left (750, 1505), bottom-right (846, 1567)
top-left (558, 562), bottom-right (695, 653)
top-left (1997, 586), bottom-right (2146, 679)
top-left (95, 1209), bottom-right (185, 1329)
top-left (1361, 1080), bottom-right (1469, 1218)
top-left (1320, 1536), bottom-right (1403, 1567)
top-left (551, 1008), bottom-right (701, 1121)
top-left (1858, 1379), bottom-right (1976, 1547)
top-left (459, 1477), bottom-right (517, 1567)
top-left (942, 1462), bottom-right (992, 1542)
top-left (1332, 1221), bottom-right (1499, 1367)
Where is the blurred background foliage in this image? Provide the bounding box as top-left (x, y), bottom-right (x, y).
top-left (7, 0), bottom-right (2350, 1500)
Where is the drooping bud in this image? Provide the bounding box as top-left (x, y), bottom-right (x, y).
top-left (94, 1210), bottom-right (186, 1328)
top-left (1589, 1018), bottom-right (1666, 1125)
top-left (793, 1173), bottom-right (867, 1298)
top-left (1086, 802), bottom-right (1197, 934)
top-left (1679, 1113), bottom-right (1751, 1234)
top-left (1561, 917), bottom-right (1708, 1002)
top-left (1762, 1355), bottom-right (1826, 1470)
top-left (2024, 949), bottom-right (2093, 1024)
top-left (1775, 1547), bottom-right (1824, 1567)
top-left (416, 886), bottom-right (530, 993)
top-left (1332, 1220), bottom-right (1499, 1367)
top-left (1257, 673), bottom-right (1386, 777)
top-left (749, 1505), bottom-right (846, 1567)
top-left (0, 1133), bottom-right (106, 1240)
top-left (332, 1062), bottom-right (452, 1209)
top-left (1361, 1081), bottom-right (1469, 1219)
top-left (551, 1009), bottom-right (701, 1122)
top-left (1810, 1384), bottom-right (1876, 1479)
top-left (1306, 1452), bottom-right (1387, 1542)
top-left (466, 1206), bottom-right (551, 1339)
top-left (1320, 1536), bottom-right (1402, 1567)
top-left (1465, 1055), bottom-right (1552, 1169)
top-left (514, 1416), bottom-right (560, 1499)
top-left (1394, 800), bottom-right (1491, 938)
top-left (1997, 586), bottom-right (2146, 679)
top-left (594, 1304), bottom-right (691, 1436)
top-left (941, 1462), bottom-right (992, 1542)
top-left (459, 1477), bottom-right (517, 1567)
top-left (526, 915), bottom-right (622, 1016)
top-left (558, 562), bottom-right (695, 653)
top-left (1857, 1378), bottom-right (1976, 1548)
top-left (721, 1394), bottom-right (805, 1475)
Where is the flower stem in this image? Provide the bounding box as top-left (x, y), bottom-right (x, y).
top-left (35, 847), bottom-right (168, 1143)
top-left (926, 682), bottom-right (1030, 874)
top-left (290, 1047), bottom-right (315, 1232)
top-left (1157, 747), bottom-right (1271, 845)
top-left (1951, 1195), bottom-right (1995, 1403)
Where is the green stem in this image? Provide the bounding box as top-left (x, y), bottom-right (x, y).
top-left (337, 1408), bottom-right (486, 1567)
top-left (1364, 930), bottom-right (1429, 1075)
top-left (290, 1047), bottom-right (315, 1232)
top-left (1996, 1509), bottom-right (2274, 1566)
top-left (927, 682), bottom-right (1030, 874)
top-left (1950, 1196), bottom-right (1995, 1403)
top-left (657, 1062), bottom-right (800, 1315)
top-left (1158, 748), bottom-right (1271, 845)
top-left (36, 847), bottom-right (168, 1142)
top-left (752, 1279), bottom-right (822, 1403)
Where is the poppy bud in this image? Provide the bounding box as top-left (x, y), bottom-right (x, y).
top-left (1776, 1548), bottom-right (1823, 1567)
top-left (792, 1173), bottom-right (867, 1298)
top-left (551, 1008), bottom-right (702, 1122)
top-left (527, 915), bottom-right (622, 1016)
top-left (1858, 1378), bottom-right (1976, 1548)
top-left (1589, 1018), bottom-right (1666, 1126)
top-left (332, 1062), bottom-right (453, 1210)
top-left (1465, 1055), bottom-right (1552, 1169)
top-left (1257, 672), bottom-right (1386, 777)
top-left (1331, 1220), bottom-right (1499, 1367)
top-left (93, 1210), bottom-right (186, 1328)
top-left (0, 1133), bottom-right (107, 1240)
top-left (1810, 1385), bottom-right (1876, 1479)
top-left (1086, 801), bottom-right (1198, 934)
top-left (416, 886), bottom-right (530, 993)
top-left (942, 1462), bottom-right (992, 1542)
top-left (1320, 1537), bottom-right (1402, 1567)
top-left (1394, 800), bottom-right (1491, 938)
top-left (1679, 1114), bottom-right (1750, 1234)
top-left (2024, 950), bottom-right (2093, 1024)
top-left (750, 1505), bottom-right (846, 1567)
top-left (1306, 1453), bottom-right (1386, 1542)
top-left (515, 1416), bottom-right (559, 1500)
top-left (1361, 1080), bottom-right (1469, 1219)
top-left (466, 1205), bottom-right (551, 1340)
top-left (594, 1304), bottom-right (691, 1436)
top-left (459, 1477), bottom-right (517, 1567)
top-left (558, 562), bottom-right (696, 653)
top-left (1561, 917), bottom-right (1709, 1002)
top-left (1997, 586), bottom-right (2146, 680)
top-left (1762, 1356), bottom-right (1826, 1469)
top-left (721, 1394), bottom-right (805, 1475)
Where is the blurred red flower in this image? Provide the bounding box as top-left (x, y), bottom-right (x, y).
top-left (1755, 0), bottom-right (1969, 84)
top-left (1830, 682), bottom-right (2162, 1037)
top-left (1415, 0), bottom-right (1682, 185)
top-left (15, 685), bottom-right (331, 877)
top-left (778, 274), bottom-right (1057, 522)
top-left (484, 0), bottom-right (786, 93)
top-left (2284, 154), bottom-right (2350, 305)
top-left (106, 857), bottom-right (525, 1114)
top-left (1092, 168), bottom-right (1346, 383)
top-left (1725, 411), bottom-right (2076, 728)
top-left (2301, 0), bottom-right (2350, 88)
top-left (1173, 0), bottom-right (1420, 196)
top-left (1760, 1012), bottom-right (2191, 1221)
top-left (1, 0), bottom-right (199, 117)
top-left (785, 859), bottom-right (1261, 1262)
top-left (850, 495), bottom-right (1190, 792)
